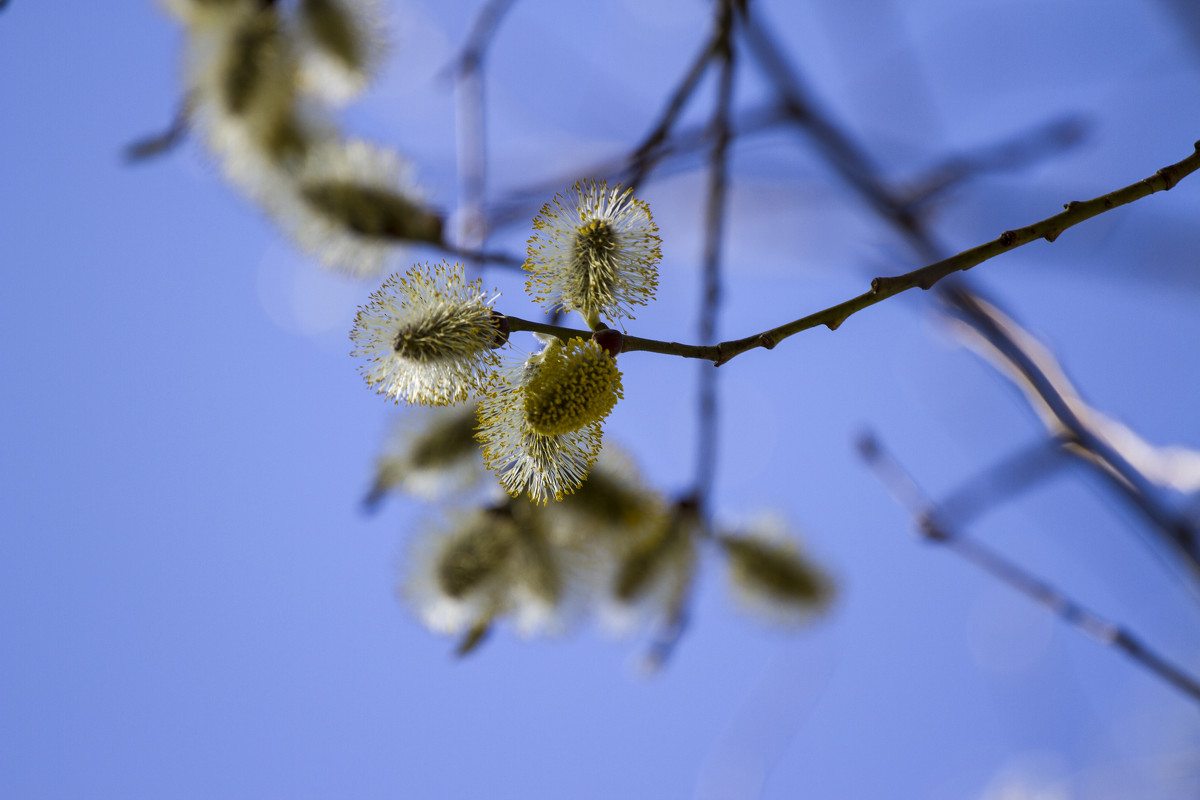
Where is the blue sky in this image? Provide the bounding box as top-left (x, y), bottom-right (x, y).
top-left (3, 1), bottom-right (1200, 798)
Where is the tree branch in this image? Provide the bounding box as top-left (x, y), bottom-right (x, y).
top-left (503, 141), bottom-right (1200, 366)
top-left (693, 0), bottom-right (737, 512)
top-left (858, 432), bottom-right (1200, 707)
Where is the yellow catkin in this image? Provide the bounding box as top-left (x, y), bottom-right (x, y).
top-left (522, 339), bottom-right (622, 436)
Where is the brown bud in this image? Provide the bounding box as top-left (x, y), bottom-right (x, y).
top-left (489, 312), bottom-right (511, 349)
top-left (591, 326), bottom-right (624, 358)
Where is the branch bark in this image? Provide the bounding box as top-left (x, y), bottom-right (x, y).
top-left (503, 140), bottom-right (1200, 366)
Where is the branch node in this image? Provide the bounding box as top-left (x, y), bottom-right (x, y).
top-left (1155, 167), bottom-right (1179, 191)
top-left (757, 333), bottom-right (777, 350)
top-left (999, 230), bottom-right (1017, 247)
top-left (1063, 200), bottom-right (1082, 211)
top-left (1043, 229), bottom-right (1060, 243)
top-left (916, 513), bottom-right (949, 542)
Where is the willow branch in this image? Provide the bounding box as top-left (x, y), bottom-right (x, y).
top-left (444, 0), bottom-right (519, 272)
top-left (441, 0), bottom-right (517, 77)
top-left (434, 242), bottom-right (523, 269)
top-left (505, 141), bottom-right (1200, 365)
top-left (900, 115), bottom-right (1089, 208)
top-left (943, 286), bottom-right (1200, 575)
top-left (124, 94), bottom-right (192, 163)
top-left (859, 432), bottom-right (1200, 707)
top-left (625, 30), bottom-right (719, 190)
top-left (693, 0), bottom-right (736, 511)
top-left (484, 104), bottom-right (786, 229)
top-left (725, 141), bottom-right (1200, 365)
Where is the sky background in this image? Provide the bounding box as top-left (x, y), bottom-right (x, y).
top-left (3, 1), bottom-right (1200, 798)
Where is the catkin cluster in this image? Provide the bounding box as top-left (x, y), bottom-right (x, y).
top-left (164, 0), bottom-right (441, 277)
top-left (344, 179), bottom-right (831, 653)
top-left (165, 2), bottom-right (834, 656)
top-left (351, 178), bottom-right (661, 505)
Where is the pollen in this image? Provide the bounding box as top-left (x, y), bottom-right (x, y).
top-left (522, 339), bottom-right (623, 436)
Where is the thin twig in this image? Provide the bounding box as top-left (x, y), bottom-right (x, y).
top-left (446, 0), bottom-right (519, 272)
top-left (436, 243), bottom-right (523, 269)
top-left (694, 0), bottom-right (736, 512)
top-left (739, 3), bottom-right (1200, 583)
top-left (858, 432), bottom-right (1200, 706)
top-left (626, 34), bottom-right (719, 190)
top-left (441, 0), bottom-right (518, 78)
top-left (943, 288), bottom-right (1200, 576)
top-left (484, 104), bottom-right (786, 229)
top-left (900, 115), bottom-right (1089, 208)
top-left (641, 605), bottom-right (690, 674)
top-left (500, 141), bottom-right (1200, 364)
top-left (937, 437), bottom-right (1071, 529)
top-left (124, 95), bottom-right (192, 163)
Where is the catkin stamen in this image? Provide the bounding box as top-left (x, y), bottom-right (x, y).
top-left (573, 220), bottom-right (617, 308)
top-left (522, 340), bottom-right (622, 436)
top-left (391, 306), bottom-right (489, 362)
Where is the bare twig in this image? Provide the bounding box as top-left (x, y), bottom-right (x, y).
top-left (943, 288), bottom-right (1200, 576)
top-left (637, 0), bottom-right (739, 673)
top-left (441, 0), bottom-right (518, 78)
top-left (484, 104), bottom-right (786, 229)
top-left (693, 0), bottom-right (737, 512)
top-left (626, 34), bottom-right (719, 190)
top-left (937, 438), bottom-right (1071, 529)
top-left (446, 0), bottom-right (519, 270)
top-left (641, 605), bottom-right (691, 674)
top-left (124, 96), bottom-right (191, 163)
top-left (900, 115), bottom-right (1090, 208)
top-left (500, 141), bottom-right (1200, 364)
top-left (738, 2), bottom-right (1200, 584)
top-left (435, 242), bottom-right (523, 269)
top-left (858, 432), bottom-right (1200, 706)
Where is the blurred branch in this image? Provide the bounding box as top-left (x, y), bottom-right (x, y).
top-left (641, 0), bottom-right (739, 673)
top-left (741, 12), bottom-right (926, 243)
top-left (693, 0), bottom-right (737, 513)
top-left (641, 604), bottom-right (691, 674)
top-left (485, 104), bottom-right (786, 228)
top-left (900, 115), bottom-right (1090, 209)
top-left (859, 432), bottom-right (1200, 707)
top-left (124, 95), bottom-right (191, 163)
top-left (434, 242), bottom-right (523, 269)
top-left (943, 288), bottom-right (1200, 577)
top-left (625, 25), bottom-right (721, 191)
top-left (733, 7), bottom-right (1200, 590)
top-left (447, 1), bottom-right (517, 265)
top-left (937, 438), bottom-right (1072, 530)
top-left (442, 0), bottom-right (517, 78)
